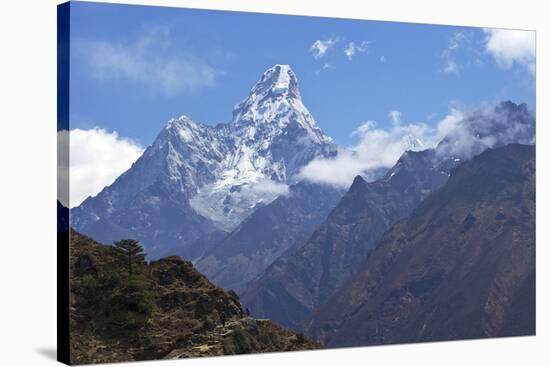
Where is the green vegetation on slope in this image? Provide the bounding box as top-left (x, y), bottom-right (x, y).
top-left (69, 230), bottom-right (320, 364)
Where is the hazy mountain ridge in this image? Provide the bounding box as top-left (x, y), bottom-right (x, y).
top-left (240, 149), bottom-right (452, 330)
top-left (239, 101), bottom-right (535, 332)
top-left (196, 181), bottom-right (346, 292)
top-left (306, 144), bottom-right (535, 346)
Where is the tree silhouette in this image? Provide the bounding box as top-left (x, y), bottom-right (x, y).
top-left (113, 239), bottom-right (146, 276)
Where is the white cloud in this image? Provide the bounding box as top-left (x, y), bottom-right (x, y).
top-left (297, 148), bottom-right (369, 188)
top-left (310, 38), bottom-right (338, 59)
top-left (78, 27), bottom-right (219, 95)
top-left (315, 62), bottom-right (332, 75)
top-left (248, 179), bottom-right (289, 197)
top-left (442, 32), bottom-right (466, 74)
top-left (379, 55), bottom-right (386, 63)
top-left (57, 128), bottom-right (144, 208)
top-left (299, 113), bottom-right (442, 188)
top-left (298, 101), bottom-right (535, 189)
top-left (448, 32), bottom-right (466, 51)
top-left (389, 110), bottom-right (403, 126)
top-left (444, 60), bottom-right (459, 74)
top-left (435, 102), bottom-right (534, 159)
top-left (344, 41), bottom-right (369, 60)
top-left (484, 28), bottom-right (535, 75)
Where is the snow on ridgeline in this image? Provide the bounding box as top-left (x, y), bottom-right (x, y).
top-left (133, 64), bottom-right (337, 231)
top-left (232, 64), bottom-right (332, 145)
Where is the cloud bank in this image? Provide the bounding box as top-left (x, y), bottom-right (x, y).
top-left (78, 27), bottom-right (219, 95)
top-left (299, 102), bottom-right (534, 188)
top-left (436, 101), bottom-right (535, 159)
top-left (57, 128), bottom-right (144, 208)
top-left (299, 112), bottom-right (442, 187)
top-left (484, 28), bottom-right (535, 75)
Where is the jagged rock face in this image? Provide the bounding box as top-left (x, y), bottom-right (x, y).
top-left (69, 230), bottom-right (320, 364)
top-left (72, 64), bottom-right (336, 258)
top-left (189, 65), bottom-right (336, 230)
top-left (241, 149), bottom-right (451, 331)
top-left (306, 144), bottom-right (535, 347)
top-left (195, 181), bottom-right (345, 292)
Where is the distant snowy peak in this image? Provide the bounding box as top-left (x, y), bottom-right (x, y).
top-left (73, 64), bottom-right (339, 241)
top-left (136, 64), bottom-right (337, 231)
top-left (231, 64), bottom-right (332, 145)
top-left (235, 64), bottom-right (301, 112)
top-left (271, 64), bottom-right (294, 96)
top-left (402, 134), bottom-right (425, 151)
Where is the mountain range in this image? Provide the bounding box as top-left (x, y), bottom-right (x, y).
top-left (240, 148), bottom-right (452, 329)
top-left (306, 144), bottom-right (535, 346)
top-left (238, 99), bottom-right (535, 331)
top-left (195, 181), bottom-right (345, 292)
top-left (68, 64), bottom-right (536, 349)
top-left (72, 65), bottom-right (337, 259)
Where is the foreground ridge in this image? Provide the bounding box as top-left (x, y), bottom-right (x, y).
top-left (69, 230), bottom-right (320, 364)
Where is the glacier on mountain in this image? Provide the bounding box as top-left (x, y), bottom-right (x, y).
top-left (72, 64), bottom-right (337, 255)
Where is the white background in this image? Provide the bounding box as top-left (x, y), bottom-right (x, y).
top-left (0, 0), bottom-right (547, 365)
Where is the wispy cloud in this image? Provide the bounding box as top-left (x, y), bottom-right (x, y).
top-left (57, 128), bottom-right (144, 207)
top-left (440, 29), bottom-right (535, 77)
top-left (389, 110), bottom-right (403, 126)
top-left (77, 26), bottom-right (220, 95)
top-left (314, 62), bottom-right (332, 75)
top-left (442, 31), bottom-right (466, 74)
top-left (484, 28), bottom-right (535, 75)
top-left (310, 38), bottom-right (338, 59)
top-left (344, 41), bottom-right (369, 60)
top-left (443, 60), bottom-right (459, 74)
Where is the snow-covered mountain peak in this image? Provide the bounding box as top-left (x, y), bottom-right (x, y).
top-left (402, 134), bottom-right (425, 151)
top-left (231, 64), bottom-right (332, 146)
top-left (232, 64), bottom-right (300, 124)
top-left (251, 64), bottom-right (299, 99)
top-left (74, 64), bottom-right (338, 242)
top-left (153, 115), bottom-right (213, 152)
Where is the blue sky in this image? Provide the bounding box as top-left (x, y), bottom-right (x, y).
top-left (69, 1), bottom-right (535, 147)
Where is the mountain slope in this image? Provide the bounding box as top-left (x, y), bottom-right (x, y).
top-left (69, 230), bottom-right (320, 364)
top-left (240, 149), bottom-right (451, 330)
top-left (239, 101), bottom-right (535, 331)
top-left (306, 144), bottom-right (535, 347)
top-left (196, 182), bottom-right (345, 291)
top-left (72, 64), bottom-right (336, 258)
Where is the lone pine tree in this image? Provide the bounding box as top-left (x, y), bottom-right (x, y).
top-left (113, 239), bottom-right (146, 276)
